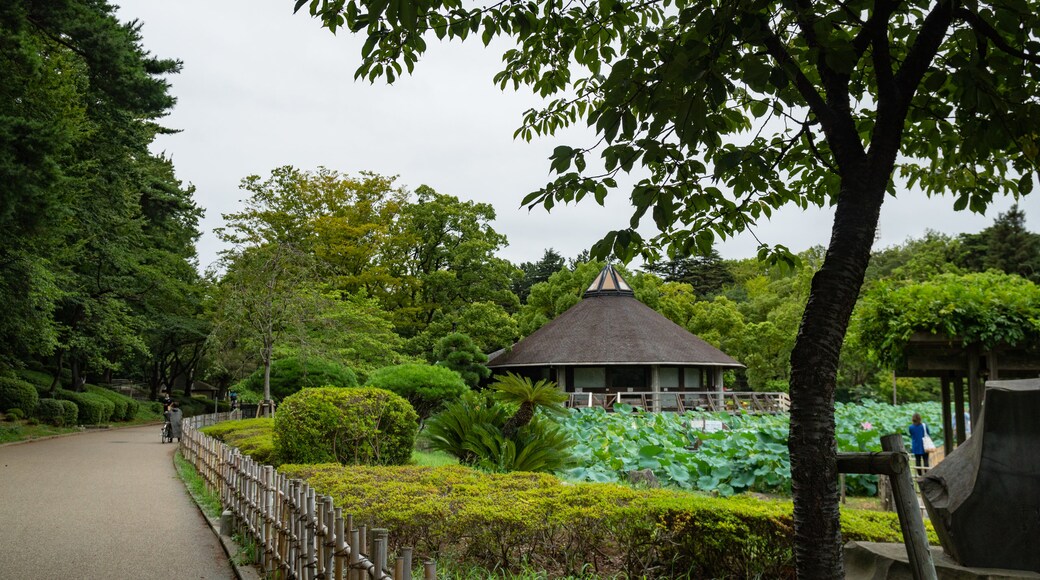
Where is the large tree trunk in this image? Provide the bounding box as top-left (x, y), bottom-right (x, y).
top-left (788, 163), bottom-right (887, 578)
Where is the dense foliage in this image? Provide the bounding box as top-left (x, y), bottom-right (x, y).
top-left (238, 357), bottom-right (359, 402)
top-left (363, 363), bottom-right (467, 420)
top-left (560, 401), bottom-right (945, 496)
top-left (856, 272), bottom-right (1040, 367)
top-left (274, 386), bottom-right (418, 466)
top-left (280, 462), bottom-right (934, 578)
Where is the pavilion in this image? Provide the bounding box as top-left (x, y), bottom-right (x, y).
top-left (487, 265), bottom-right (751, 411)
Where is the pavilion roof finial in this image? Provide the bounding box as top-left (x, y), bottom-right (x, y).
top-left (584, 264), bottom-right (635, 298)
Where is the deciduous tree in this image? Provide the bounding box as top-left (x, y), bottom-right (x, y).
top-left (297, 0), bottom-right (1040, 572)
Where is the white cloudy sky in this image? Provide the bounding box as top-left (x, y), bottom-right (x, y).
top-left (115, 0), bottom-right (1039, 272)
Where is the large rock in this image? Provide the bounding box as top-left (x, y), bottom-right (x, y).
top-left (919, 379), bottom-right (1040, 573)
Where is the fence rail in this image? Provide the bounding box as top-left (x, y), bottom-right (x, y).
top-left (180, 413), bottom-right (434, 580)
top-left (566, 391), bottom-right (791, 414)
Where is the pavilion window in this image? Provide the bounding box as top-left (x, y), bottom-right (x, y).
top-left (683, 367), bottom-right (702, 389)
top-left (574, 367), bottom-right (606, 390)
top-left (660, 367), bottom-right (679, 391)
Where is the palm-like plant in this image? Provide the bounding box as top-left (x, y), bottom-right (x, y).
top-left (490, 373), bottom-right (568, 439)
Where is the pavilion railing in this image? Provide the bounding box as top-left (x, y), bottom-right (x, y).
top-left (565, 391), bottom-right (791, 414)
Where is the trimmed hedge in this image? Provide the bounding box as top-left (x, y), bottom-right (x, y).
top-left (275, 387), bottom-right (418, 466)
top-left (0, 376), bottom-right (39, 415)
top-left (279, 463), bottom-right (936, 579)
top-left (85, 386), bottom-right (130, 421)
top-left (59, 400), bottom-right (78, 426)
top-left (57, 389), bottom-right (114, 425)
top-left (35, 398), bottom-right (66, 426)
top-left (201, 418), bottom-right (278, 466)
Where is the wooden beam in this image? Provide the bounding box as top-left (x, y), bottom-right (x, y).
top-left (954, 375), bottom-right (967, 446)
top-left (836, 452), bottom-right (905, 476)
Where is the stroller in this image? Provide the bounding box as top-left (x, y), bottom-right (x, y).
top-left (161, 406), bottom-right (183, 443)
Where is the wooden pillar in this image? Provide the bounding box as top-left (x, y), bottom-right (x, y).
top-left (940, 374), bottom-right (953, 455)
top-left (967, 345), bottom-right (982, 432)
top-left (556, 366), bottom-right (567, 391)
top-left (650, 365), bottom-right (661, 412)
top-left (954, 374), bottom-right (967, 445)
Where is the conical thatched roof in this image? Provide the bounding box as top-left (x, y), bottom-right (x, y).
top-left (489, 265), bottom-right (742, 368)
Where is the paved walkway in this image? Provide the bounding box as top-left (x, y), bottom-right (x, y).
top-left (0, 425), bottom-right (234, 580)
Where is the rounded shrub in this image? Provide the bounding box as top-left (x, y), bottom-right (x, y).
top-left (275, 386), bottom-right (418, 466)
top-left (58, 389), bottom-right (114, 424)
top-left (5, 408), bottom-right (25, 421)
top-left (86, 386), bottom-right (130, 421)
top-left (241, 357), bottom-right (359, 402)
top-left (36, 398), bottom-right (66, 426)
top-left (59, 400), bottom-right (78, 426)
top-left (0, 376), bottom-right (39, 415)
top-left (364, 363), bottom-right (468, 420)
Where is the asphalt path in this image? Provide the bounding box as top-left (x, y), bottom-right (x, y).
top-left (0, 425), bottom-right (234, 580)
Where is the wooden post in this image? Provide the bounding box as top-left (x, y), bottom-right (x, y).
top-left (880, 434), bottom-right (937, 580)
top-left (940, 374), bottom-right (953, 455)
top-left (954, 375), bottom-right (967, 445)
top-left (967, 345), bottom-right (982, 432)
top-left (424, 559), bottom-right (437, 580)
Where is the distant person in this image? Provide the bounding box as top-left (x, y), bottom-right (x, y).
top-left (166, 402), bottom-right (183, 442)
top-left (229, 390), bottom-right (238, 409)
top-left (160, 391), bottom-right (173, 412)
top-left (908, 412), bottom-right (932, 468)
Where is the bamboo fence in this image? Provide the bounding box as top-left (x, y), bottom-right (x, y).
top-left (180, 413), bottom-right (435, 580)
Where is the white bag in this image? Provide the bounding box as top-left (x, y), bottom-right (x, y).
top-left (922, 424), bottom-right (936, 452)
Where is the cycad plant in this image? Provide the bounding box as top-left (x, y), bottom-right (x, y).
top-left (422, 378), bottom-right (574, 473)
top-left (490, 373), bottom-right (569, 438)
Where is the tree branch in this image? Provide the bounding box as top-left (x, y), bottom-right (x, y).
top-left (955, 7), bottom-right (1040, 64)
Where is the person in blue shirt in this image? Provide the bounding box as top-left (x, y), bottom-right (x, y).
top-left (908, 412), bottom-right (931, 468)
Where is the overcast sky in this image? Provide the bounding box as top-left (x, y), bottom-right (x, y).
top-left (114, 0), bottom-right (1040, 272)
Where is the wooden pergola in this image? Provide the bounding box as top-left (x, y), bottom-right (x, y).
top-left (898, 331), bottom-right (1040, 454)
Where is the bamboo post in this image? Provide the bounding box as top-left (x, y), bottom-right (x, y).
top-left (400, 547), bottom-right (413, 580)
top-left (350, 528), bottom-right (361, 580)
top-left (880, 434), bottom-right (938, 580)
top-left (373, 528), bottom-right (388, 578)
top-left (323, 497), bottom-right (336, 579)
top-left (424, 559), bottom-right (436, 580)
top-left (334, 509), bottom-right (346, 580)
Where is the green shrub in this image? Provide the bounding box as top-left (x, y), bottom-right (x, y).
top-left (59, 400), bottom-right (78, 426)
top-left (16, 369), bottom-right (56, 393)
top-left (240, 357), bottom-right (358, 402)
top-left (35, 398), bottom-right (66, 426)
top-left (364, 363), bottom-right (467, 420)
top-left (275, 387), bottom-right (418, 466)
top-left (5, 408), bottom-right (25, 421)
top-left (280, 463), bottom-right (931, 578)
top-left (57, 389), bottom-right (114, 424)
top-left (0, 376), bottom-right (39, 415)
top-left (85, 386), bottom-right (130, 421)
top-left (202, 419), bottom-right (278, 466)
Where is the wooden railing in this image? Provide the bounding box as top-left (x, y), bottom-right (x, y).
top-left (566, 391), bottom-right (791, 414)
top-left (180, 413), bottom-right (434, 580)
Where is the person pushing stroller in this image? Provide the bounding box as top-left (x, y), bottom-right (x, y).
top-left (162, 402), bottom-right (182, 443)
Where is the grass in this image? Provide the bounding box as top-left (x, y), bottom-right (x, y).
top-left (173, 451), bottom-right (223, 518)
top-left (411, 449), bottom-right (459, 467)
top-left (0, 419), bottom-right (80, 444)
